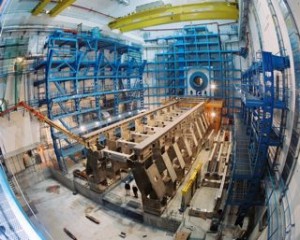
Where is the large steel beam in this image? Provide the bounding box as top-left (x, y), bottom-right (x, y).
top-left (109, 2), bottom-right (238, 32)
top-left (49, 0), bottom-right (76, 17)
top-left (31, 0), bottom-right (51, 16)
top-left (83, 100), bottom-right (178, 144)
top-left (133, 102), bottom-right (205, 159)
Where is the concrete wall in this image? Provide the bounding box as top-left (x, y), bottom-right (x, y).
top-left (286, 168), bottom-right (300, 239)
top-left (15, 166), bottom-right (51, 190)
top-left (271, 0), bottom-right (296, 176)
top-left (272, 1), bottom-right (299, 239)
top-left (0, 111), bottom-right (41, 158)
top-left (247, 0), bottom-right (280, 55)
top-left (286, 0), bottom-right (300, 32)
top-left (143, 212), bottom-right (181, 233)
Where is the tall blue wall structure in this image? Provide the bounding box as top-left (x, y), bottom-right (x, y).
top-left (145, 24), bottom-right (241, 113)
top-left (34, 29), bottom-right (146, 173)
top-left (227, 51), bottom-right (290, 227)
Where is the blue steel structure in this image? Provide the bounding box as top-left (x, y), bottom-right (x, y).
top-left (144, 24), bottom-right (241, 112)
top-left (34, 29), bottom-right (146, 173)
top-left (227, 51), bottom-right (290, 225)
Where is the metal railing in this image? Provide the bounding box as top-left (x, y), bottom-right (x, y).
top-left (266, 169), bottom-right (294, 240)
top-left (0, 160), bottom-right (46, 240)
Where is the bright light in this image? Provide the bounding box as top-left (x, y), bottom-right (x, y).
top-left (95, 121), bottom-right (101, 126)
top-left (129, 111), bottom-right (132, 115)
top-left (107, 118), bottom-right (112, 122)
top-left (112, 29), bottom-right (121, 34)
top-left (80, 125), bottom-right (86, 131)
top-left (118, 114), bottom-right (121, 118)
top-left (211, 83), bottom-right (216, 90)
top-left (16, 57), bottom-right (24, 63)
top-left (211, 112), bottom-right (216, 118)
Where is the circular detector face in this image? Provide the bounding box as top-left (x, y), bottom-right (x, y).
top-left (193, 76), bottom-right (203, 86)
top-left (189, 71), bottom-right (208, 92)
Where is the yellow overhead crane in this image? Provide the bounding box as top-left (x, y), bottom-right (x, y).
top-left (32, 0), bottom-right (76, 17)
top-left (49, 0), bottom-right (76, 17)
top-left (31, 0), bottom-right (51, 16)
top-left (109, 1), bottom-right (239, 32)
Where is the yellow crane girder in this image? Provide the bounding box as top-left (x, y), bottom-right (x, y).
top-left (31, 0), bottom-right (51, 16)
top-left (109, 2), bottom-right (239, 32)
top-left (31, 0), bottom-right (76, 17)
top-left (49, 0), bottom-right (76, 17)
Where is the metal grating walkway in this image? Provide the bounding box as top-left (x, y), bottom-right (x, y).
top-left (233, 115), bottom-right (251, 178)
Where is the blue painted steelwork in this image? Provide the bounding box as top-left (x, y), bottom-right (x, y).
top-left (189, 71), bottom-right (209, 92)
top-left (227, 51), bottom-right (290, 226)
top-left (145, 24), bottom-right (241, 112)
top-left (34, 28), bottom-right (146, 173)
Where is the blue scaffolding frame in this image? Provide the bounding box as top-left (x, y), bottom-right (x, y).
top-left (226, 51), bottom-right (290, 224)
top-left (144, 24), bottom-right (241, 111)
top-left (34, 29), bottom-right (146, 173)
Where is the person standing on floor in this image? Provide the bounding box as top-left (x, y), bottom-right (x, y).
top-left (132, 185), bottom-right (138, 198)
top-left (125, 181), bottom-right (131, 196)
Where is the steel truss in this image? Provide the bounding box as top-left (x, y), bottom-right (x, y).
top-left (227, 51), bottom-right (290, 225)
top-left (145, 24), bottom-right (241, 110)
top-left (34, 29), bottom-right (146, 173)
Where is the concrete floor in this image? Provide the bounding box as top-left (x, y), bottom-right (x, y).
top-left (100, 146), bottom-right (217, 234)
top-left (27, 178), bottom-right (174, 240)
top-left (160, 143), bottom-right (241, 240)
top-left (21, 138), bottom-right (242, 240)
top-left (103, 177), bottom-right (144, 219)
top-left (163, 147), bottom-right (217, 238)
